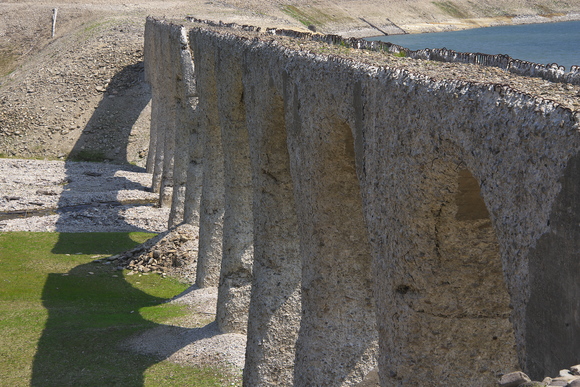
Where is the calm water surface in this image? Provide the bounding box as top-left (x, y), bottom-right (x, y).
top-left (367, 21), bottom-right (580, 71)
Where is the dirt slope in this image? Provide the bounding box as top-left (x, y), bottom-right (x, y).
top-left (1, 0), bottom-right (579, 164)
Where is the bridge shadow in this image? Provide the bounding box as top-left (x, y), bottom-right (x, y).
top-left (67, 61), bottom-right (150, 166)
top-left (29, 59), bottom-right (207, 385)
top-left (31, 235), bottom-right (219, 386)
top-left (52, 59), bottom-right (153, 257)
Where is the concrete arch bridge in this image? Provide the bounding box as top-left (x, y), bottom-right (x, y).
top-left (144, 17), bottom-right (580, 386)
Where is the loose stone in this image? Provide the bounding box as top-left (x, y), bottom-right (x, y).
top-left (499, 371), bottom-right (531, 387)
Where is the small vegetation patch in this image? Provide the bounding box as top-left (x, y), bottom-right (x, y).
top-left (80, 19), bottom-right (116, 38)
top-left (282, 5), bottom-right (320, 27)
top-left (68, 149), bottom-right (107, 162)
top-left (281, 5), bottom-right (353, 28)
top-left (0, 232), bottom-right (232, 386)
top-left (534, 4), bottom-right (565, 17)
top-left (0, 48), bottom-right (17, 78)
top-left (432, 1), bottom-right (472, 19)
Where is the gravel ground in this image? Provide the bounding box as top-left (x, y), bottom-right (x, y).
top-left (0, 158), bottom-right (168, 232)
top-left (125, 285), bottom-right (247, 372)
top-left (0, 158), bottom-right (246, 382)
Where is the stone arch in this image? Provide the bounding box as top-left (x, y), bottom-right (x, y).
top-left (374, 140), bottom-right (519, 385)
top-left (284, 64), bottom-right (378, 385)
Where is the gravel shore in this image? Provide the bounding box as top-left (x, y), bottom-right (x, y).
top-left (0, 158), bottom-right (169, 232)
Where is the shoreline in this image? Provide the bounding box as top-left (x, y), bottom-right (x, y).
top-left (339, 11), bottom-right (580, 37)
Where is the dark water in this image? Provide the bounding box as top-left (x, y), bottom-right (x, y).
top-left (367, 20), bottom-right (580, 71)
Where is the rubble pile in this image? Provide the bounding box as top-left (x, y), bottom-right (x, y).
top-left (97, 223), bottom-right (198, 283)
top-left (500, 365), bottom-right (580, 387)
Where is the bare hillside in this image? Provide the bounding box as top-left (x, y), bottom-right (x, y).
top-left (1, 0), bottom-right (579, 164)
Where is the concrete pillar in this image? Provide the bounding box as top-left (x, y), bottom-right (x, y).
top-left (190, 30), bottom-right (225, 288)
top-left (146, 20), bottom-right (165, 192)
top-left (214, 42), bottom-right (254, 334)
top-left (150, 24), bottom-right (168, 195)
top-left (525, 153), bottom-right (580, 378)
top-left (284, 59), bottom-right (378, 386)
top-left (243, 50), bottom-right (301, 386)
top-left (182, 115), bottom-right (203, 227)
top-left (158, 24), bottom-right (179, 208)
top-left (143, 18), bottom-right (156, 174)
top-left (169, 26), bottom-right (197, 228)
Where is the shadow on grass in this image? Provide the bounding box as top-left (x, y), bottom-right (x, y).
top-left (30, 233), bottom-right (221, 387)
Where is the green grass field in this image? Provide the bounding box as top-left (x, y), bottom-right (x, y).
top-left (0, 232), bottom-right (231, 387)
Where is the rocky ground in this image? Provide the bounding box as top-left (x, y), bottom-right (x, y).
top-left (0, 16), bottom-right (151, 164)
top-left (0, 158), bottom-right (166, 232)
top-left (500, 368), bottom-right (580, 387)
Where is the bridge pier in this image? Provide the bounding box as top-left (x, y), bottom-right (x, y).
top-left (242, 51), bottom-right (301, 386)
top-left (168, 26), bottom-right (196, 227)
top-left (284, 58), bottom-right (378, 386)
top-left (190, 31), bottom-right (225, 288)
top-left (214, 40), bottom-right (254, 334)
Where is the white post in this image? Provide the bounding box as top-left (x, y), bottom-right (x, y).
top-left (52, 8), bottom-right (58, 38)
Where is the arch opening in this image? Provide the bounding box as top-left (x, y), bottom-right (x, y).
top-left (289, 114), bottom-right (378, 386)
top-left (387, 160), bottom-right (519, 385)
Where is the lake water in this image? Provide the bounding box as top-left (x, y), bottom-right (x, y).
top-left (367, 20), bottom-right (580, 71)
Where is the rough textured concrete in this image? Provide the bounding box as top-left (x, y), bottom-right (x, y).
top-left (168, 26), bottom-right (197, 228)
top-left (144, 20), bottom-right (203, 228)
top-left (354, 70), bottom-right (579, 384)
top-left (189, 30), bottom-right (225, 289)
top-left (212, 38), bottom-right (254, 334)
top-left (182, 116), bottom-right (204, 227)
top-left (145, 18), bottom-right (580, 386)
top-left (242, 44), bottom-right (301, 386)
top-left (283, 54), bottom-right (378, 386)
top-left (158, 24), bottom-right (177, 208)
top-left (526, 153), bottom-right (580, 378)
top-left (143, 20), bottom-right (157, 174)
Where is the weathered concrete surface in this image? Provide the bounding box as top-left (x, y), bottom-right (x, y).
top-left (242, 44), bottom-right (302, 386)
top-left (189, 30), bottom-right (225, 289)
top-left (144, 19), bottom-right (201, 285)
top-left (144, 19), bottom-right (179, 207)
top-left (168, 26), bottom-right (198, 228)
top-left (526, 153), bottom-right (580, 378)
top-left (283, 55), bottom-right (378, 386)
top-left (212, 38), bottom-right (254, 334)
top-left (145, 19), bottom-right (580, 386)
top-left (143, 20), bottom-right (157, 174)
top-left (354, 71), bottom-right (579, 384)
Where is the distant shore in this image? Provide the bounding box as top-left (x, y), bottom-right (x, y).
top-left (341, 11), bottom-right (580, 38)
